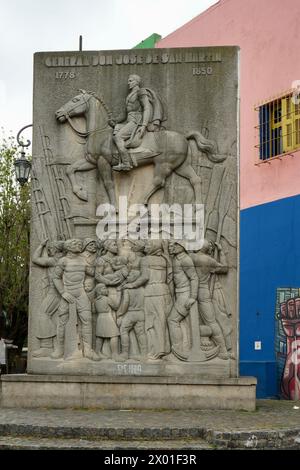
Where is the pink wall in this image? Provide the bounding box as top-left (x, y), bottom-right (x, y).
top-left (157, 0), bottom-right (300, 209)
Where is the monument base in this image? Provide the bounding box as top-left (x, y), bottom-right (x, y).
top-left (28, 355), bottom-right (233, 377)
top-left (0, 374), bottom-right (257, 411)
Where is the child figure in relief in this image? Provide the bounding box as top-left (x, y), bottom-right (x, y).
top-left (94, 283), bottom-right (120, 359)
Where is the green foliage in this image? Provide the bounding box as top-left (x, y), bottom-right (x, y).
top-left (0, 133), bottom-right (30, 349)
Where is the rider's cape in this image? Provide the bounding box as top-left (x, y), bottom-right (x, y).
top-left (143, 87), bottom-right (167, 130)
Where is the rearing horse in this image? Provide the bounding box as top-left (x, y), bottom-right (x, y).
top-left (55, 90), bottom-right (225, 206)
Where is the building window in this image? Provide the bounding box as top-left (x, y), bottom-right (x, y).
top-left (255, 92), bottom-right (300, 161)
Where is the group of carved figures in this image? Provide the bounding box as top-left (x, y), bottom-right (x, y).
top-left (32, 237), bottom-right (233, 363)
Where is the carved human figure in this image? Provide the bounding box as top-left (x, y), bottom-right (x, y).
top-left (82, 238), bottom-right (98, 347)
top-left (82, 238), bottom-right (97, 271)
top-left (95, 240), bottom-right (121, 285)
top-left (82, 238), bottom-right (97, 297)
top-left (109, 255), bottom-right (129, 284)
top-left (168, 241), bottom-right (198, 360)
top-left (190, 240), bottom-right (229, 360)
top-left (96, 239), bottom-right (131, 288)
top-left (51, 238), bottom-right (98, 360)
top-left (94, 284), bottom-right (120, 359)
top-left (32, 238), bottom-right (64, 357)
top-left (209, 242), bottom-right (232, 353)
top-left (117, 268), bottom-right (148, 361)
top-left (111, 74), bottom-right (165, 171)
top-left (120, 239), bottom-right (149, 289)
top-left (212, 272), bottom-right (233, 354)
top-left (141, 240), bottom-right (172, 360)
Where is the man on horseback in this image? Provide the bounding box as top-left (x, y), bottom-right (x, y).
top-left (111, 74), bottom-right (166, 172)
top-left (56, 86), bottom-right (219, 205)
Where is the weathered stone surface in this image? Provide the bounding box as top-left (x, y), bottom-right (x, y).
top-left (0, 374), bottom-right (256, 410)
top-left (26, 46), bottom-right (249, 408)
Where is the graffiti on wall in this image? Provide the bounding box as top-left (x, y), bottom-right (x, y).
top-left (275, 288), bottom-right (300, 400)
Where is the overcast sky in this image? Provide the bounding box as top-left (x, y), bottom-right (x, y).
top-left (0, 0), bottom-right (217, 145)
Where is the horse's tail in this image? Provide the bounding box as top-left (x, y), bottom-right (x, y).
top-left (186, 131), bottom-right (226, 163)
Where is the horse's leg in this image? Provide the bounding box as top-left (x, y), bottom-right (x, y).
top-left (143, 163), bottom-right (172, 205)
top-left (97, 156), bottom-right (116, 206)
top-left (66, 158), bottom-right (95, 201)
top-left (175, 162), bottom-right (202, 204)
top-left (143, 176), bottom-right (165, 205)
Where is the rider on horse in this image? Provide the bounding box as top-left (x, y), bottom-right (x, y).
top-left (110, 74), bottom-right (166, 172)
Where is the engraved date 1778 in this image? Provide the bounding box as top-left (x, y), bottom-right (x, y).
top-left (55, 71), bottom-right (76, 80)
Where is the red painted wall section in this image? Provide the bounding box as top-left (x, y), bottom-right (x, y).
top-left (156, 0), bottom-right (300, 210)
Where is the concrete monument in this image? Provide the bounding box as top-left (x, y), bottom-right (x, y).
top-left (0, 47), bottom-right (256, 410)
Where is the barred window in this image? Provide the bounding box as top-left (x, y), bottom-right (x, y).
top-left (255, 91), bottom-right (300, 161)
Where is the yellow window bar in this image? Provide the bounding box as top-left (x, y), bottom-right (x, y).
top-left (255, 90), bottom-right (300, 161)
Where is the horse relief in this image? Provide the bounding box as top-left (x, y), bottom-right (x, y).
top-left (55, 88), bottom-right (226, 206)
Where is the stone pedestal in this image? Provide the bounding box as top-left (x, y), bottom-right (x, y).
top-left (0, 374), bottom-right (256, 411)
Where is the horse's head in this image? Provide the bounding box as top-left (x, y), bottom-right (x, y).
top-left (55, 90), bottom-right (91, 123)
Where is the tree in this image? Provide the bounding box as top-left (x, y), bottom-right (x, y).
top-left (0, 133), bottom-right (30, 351)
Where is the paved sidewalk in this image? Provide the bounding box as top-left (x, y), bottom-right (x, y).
top-left (0, 400), bottom-right (299, 449)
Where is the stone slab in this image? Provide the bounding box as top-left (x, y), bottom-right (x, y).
top-left (29, 46), bottom-right (240, 382)
top-left (0, 374), bottom-right (256, 411)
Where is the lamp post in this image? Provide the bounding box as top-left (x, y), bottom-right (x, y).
top-left (15, 124), bottom-right (32, 185)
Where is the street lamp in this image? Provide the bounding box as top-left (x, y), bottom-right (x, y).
top-left (15, 124), bottom-right (32, 185)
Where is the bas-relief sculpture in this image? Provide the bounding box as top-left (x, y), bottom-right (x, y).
top-left (55, 86), bottom-right (223, 206)
top-left (29, 48), bottom-right (238, 377)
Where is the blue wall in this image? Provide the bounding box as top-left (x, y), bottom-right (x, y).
top-left (240, 194), bottom-right (300, 397)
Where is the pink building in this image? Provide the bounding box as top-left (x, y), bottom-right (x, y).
top-left (156, 0), bottom-right (300, 398)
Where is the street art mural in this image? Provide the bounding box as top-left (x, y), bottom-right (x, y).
top-left (275, 288), bottom-right (300, 400)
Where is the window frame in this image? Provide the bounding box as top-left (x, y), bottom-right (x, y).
top-left (255, 90), bottom-right (300, 164)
